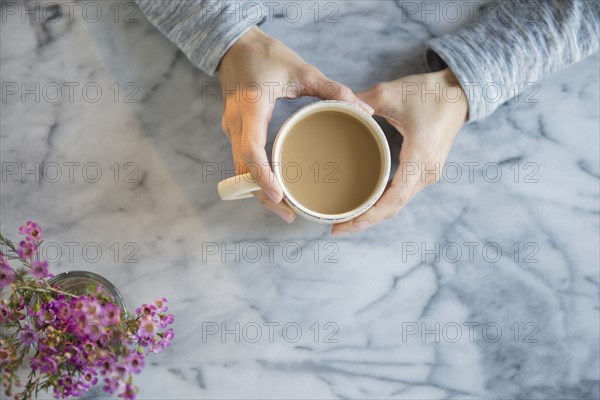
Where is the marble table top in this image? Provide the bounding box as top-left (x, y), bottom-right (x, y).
top-left (1, 1), bottom-right (598, 398)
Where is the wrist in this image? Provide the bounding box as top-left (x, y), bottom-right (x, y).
top-left (436, 68), bottom-right (468, 121)
top-left (217, 27), bottom-right (272, 74)
top-left (232, 26), bottom-right (271, 49)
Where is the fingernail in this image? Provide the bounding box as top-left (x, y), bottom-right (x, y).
top-left (267, 190), bottom-right (282, 203)
top-left (353, 220), bottom-right (370, 230)
top-left (357, 100), bottom-right (375, 115)
top-left (332, 230), bottom-right (349, 236)
top-left (276, 209), bottom-right (295, 223)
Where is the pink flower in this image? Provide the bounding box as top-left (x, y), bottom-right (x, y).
top-left (0, 348), bottom-right (11, 365)
top-left (19, 220), bottom-right (42, 242)
top-left (118, 383), bottom-right (138, 400)
top-left (30, 354), bottom-right (58, 375)
top-left (149, 337), bottom-right (166, 354)
top-left (0, 302), bottom-right (12, 323)
top-left (20, 324), bottom-right (36, 346)
top-left (79, 368), bottom-right (98, 388)
top-left (137, 336), bottom-right (150, 347)
top-left (101, 302), bottom-right (121, 326)
top-left (113, 363), bottom-right (128, 377)
top-left (84, 321), bottom-right (104, 341)
top-left (137, 316), bottom-right (156, 339)
top-left (68, 313), bottom-right (88, 336)
top-left (126, 352), bottom-right (145, 374)
top-left (97, 355), bottom-right (116, 376)
top-left (72, 297), bottom-right (86, 312)
top-left (163, 328), bottom-right (174, 343)
top-left (0, 259), bottom-right (15, 288)
top-left (158, 313), bottom-right (175, 328)
top-left (56, 302), bottom-right (72, 322)
top-left (17, 240), bottom-right (37, 260)
top-left (103, 377), bottom-right (120, 395)
top-left (44, 356), bottom-right (59, 375)
top-left (150, 328), bottom-right (174, 353)
top-left (153, 297), bottom-right (168, 313)
top-left (40, 308), bottom-right (56, 324)
top-left (63, 343), bottom-right (84, 366)
top-left (31, 260), bottom-right (49, 279)
top-left (135, 303), bottom-right (156, 317)
top-left (82, 298), bottom-right (102, 318)
top-left (55, 374), bottom-right (80, 398)
top-left (82, 341), bottom-right (96, 356)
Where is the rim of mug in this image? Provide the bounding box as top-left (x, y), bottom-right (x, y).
top-left (272, 101), bottom-right (391, 222)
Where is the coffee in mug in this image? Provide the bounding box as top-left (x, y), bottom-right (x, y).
top-left (279, 110), bottom-right (384, 215)
top-left (218, 101), bottom-right (391, 224)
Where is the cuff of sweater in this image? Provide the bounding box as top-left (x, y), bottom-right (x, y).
top-left (182, 1), bottom-right (267, 76)
top-left (191, 19), bottom-right (259, 75)
top-left (426, 36), bottom-right (494, 122)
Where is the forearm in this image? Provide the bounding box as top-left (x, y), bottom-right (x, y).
top-left (426, 0), bottom-right (600, 121)
top-left (136, 0), bottom-right (267, 75)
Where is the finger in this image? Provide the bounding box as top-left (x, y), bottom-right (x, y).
top-left (300, 67), bottom-right (374, 115)
top-left (230, 130), bottom-right (246, 176)
top-left (239, 101), bottom-right (283, 203)
top-left (332, 141), bottom-right (425, 235)
top-left (223, 106), bottom-right (247, 176)
top-left (230, 106), bottom-right (290, 215)
top-left (252, 191), bottom-right (296, 224)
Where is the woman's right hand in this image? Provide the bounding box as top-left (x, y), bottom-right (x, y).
top-left (217, 27), bottom-right (374, 223)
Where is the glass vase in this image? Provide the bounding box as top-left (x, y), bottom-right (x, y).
top-left (48, 270), bottom-right (127, 315)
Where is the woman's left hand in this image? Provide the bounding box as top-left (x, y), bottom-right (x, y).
top-left (332, 68), bottom-right (468, 235)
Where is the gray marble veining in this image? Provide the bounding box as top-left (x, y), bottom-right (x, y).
top-left (1, 1), bottom-right (598, 399)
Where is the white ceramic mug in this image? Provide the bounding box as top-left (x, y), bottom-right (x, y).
top-left (217, 101), bottom-right (391, 224)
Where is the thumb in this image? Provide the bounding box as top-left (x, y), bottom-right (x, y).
top-left (356, 84), bottom-right (388, 115)
top-left (356, 86), bottom-right (378, 106)
top-left (301, 68), bottom-right (374, 115)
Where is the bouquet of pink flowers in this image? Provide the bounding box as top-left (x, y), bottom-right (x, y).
top-left (0, 222), bottom-right (174, 399)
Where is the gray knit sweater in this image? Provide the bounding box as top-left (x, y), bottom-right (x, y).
top-left (137, 0), bottom-right (599, 122)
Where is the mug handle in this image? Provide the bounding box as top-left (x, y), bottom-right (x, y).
top-left (217, 173), bottom-right (261, 200)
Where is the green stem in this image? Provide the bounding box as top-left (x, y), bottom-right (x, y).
top-left (18, 285), bottom-right (77, 298)
top-left (0, 233), bottom-right (19, 254)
